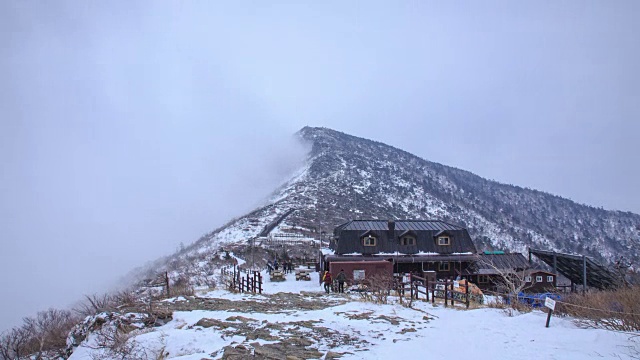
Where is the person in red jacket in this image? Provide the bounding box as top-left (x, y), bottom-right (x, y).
top-left (322, 271), bottom-right (333, 294)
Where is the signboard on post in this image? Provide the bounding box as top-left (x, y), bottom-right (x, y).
top-left (544, 296), bottom-right (556, 328)
top-left (544, 297), bottom-right (556, 310)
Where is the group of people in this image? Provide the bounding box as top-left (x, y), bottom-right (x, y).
top-left (322, 269), bottom-right (347, 294)
top-left (267, 259), bottom-right (295, 274)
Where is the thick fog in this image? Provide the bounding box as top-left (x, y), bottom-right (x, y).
top-left (2, 1), bottom-right (639, 330)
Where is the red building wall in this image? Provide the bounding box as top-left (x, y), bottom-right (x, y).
top-left (328, 261), bottom-right (393, 284)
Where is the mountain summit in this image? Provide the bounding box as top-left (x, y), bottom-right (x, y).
top-left (183, 126), bottom-right (640, 268)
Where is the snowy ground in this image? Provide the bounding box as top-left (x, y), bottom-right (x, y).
top-left (69, 269), bottom-right (638, 360)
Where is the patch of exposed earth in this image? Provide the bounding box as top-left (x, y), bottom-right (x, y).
top-left (147, 292), bottom-right (431, 359)
top-left (154, 291), bottom-right (347, 314)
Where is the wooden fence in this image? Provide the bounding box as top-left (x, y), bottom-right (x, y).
top-left (396, 274), bottom-right (482, 309)
top-left (261, 238), bottom-right (319, 247)
top-left (221, 265), bottom-right (263, 294)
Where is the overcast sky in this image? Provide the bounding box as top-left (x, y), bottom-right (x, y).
top-left (1, 1), bottom-right (639, 330)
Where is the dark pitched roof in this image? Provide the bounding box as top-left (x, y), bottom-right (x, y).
top-left (473, 253), bottom-right (530, 275)
top-left (399, 230), bottom-right (418, 238)
top-left (340, 220), bottom-right (464, 231)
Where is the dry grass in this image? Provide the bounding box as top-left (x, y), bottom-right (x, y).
top-left (483, 295), bottom-right (532, 316)
top-left (556, 286), bottom-right (640, 332)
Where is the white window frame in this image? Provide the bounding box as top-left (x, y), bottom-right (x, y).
top-left (438, 236), bottom-right (450, 246)
top-left (547, 276), bottom-right (554, 283)
top-left (363, 235), bottom-right (377, 247)
top-left (353, 269), bottom-right (365, 281)
top-left (525, 276), bottom-right (532, 282)
top-left (535, 276), bottom-right (543, 283)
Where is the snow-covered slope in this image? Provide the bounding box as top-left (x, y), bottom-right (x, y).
top-left (69, 270), bottom-right (635, 360)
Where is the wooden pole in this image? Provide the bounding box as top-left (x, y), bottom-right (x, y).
top-left (426, 277), bottom-right (430, 301)
top-left (444, 279), bottom-right (448, 308)
top-left (409, 274), bottom-right (414, 300)
top-left (582, 255), bottom-right (587, 294)
top-left (465, 280), bottom-right (470, 309)
top-left (233, 265), bottom-right (237, 286)
top-left (450, 279), bottom-right (454, 307)
top-left (164, 271), bottom-right (171, 297)
top-left (545, 308), bottom-right (553, 328)
top-left (431, 286), bottom-right (435, 305)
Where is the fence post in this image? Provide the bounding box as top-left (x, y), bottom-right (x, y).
top-left (409, 273), bottom-right (414, 300)
top-left (252, 272), bottom-right (257, 293)
top-left (165, 271), bottom-right (170, 297)
top-left (450, 279), bottom-right (454, 307)
top-left (465, 280), bottom-right (470, 309)
top-left (426, 277), bottom-right (429, 301)
top-left (444, 279), bottom-right (448, 308)
top-left (409, 284), bottom-right (413, 308)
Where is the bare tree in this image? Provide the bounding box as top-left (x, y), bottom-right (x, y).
top-left (475, 254), bottom-right (539, 313)
top-left (74, 294), bottom-right (117, 318)
top-left (0, 308), bottom-right (76, 360)
top-left (22, 308), bottom-right (76, 359)
top-left (359, 271), bottom-right (394, 304)
top-left (0, 327), bottom-right (30, 360)
top-left (611, 256), bottom-right (635, 287)
top-left (476, 254), bottom-right (534, 295)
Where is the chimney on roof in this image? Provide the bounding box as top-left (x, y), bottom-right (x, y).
top-left (388, 220), bottom-right (395, 240)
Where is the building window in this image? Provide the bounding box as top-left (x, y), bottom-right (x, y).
top-left (363, 235), bottom-right (377, 246)
top-left (478, 275), bottom-right (488, 283)
top-left (547, 276), bottom-right (554, 283)
top-left (400, 236), bottom-right (415, 246)
top-left (438, 262), bottom-right (450, 271)
top-left (525, 276), bottom-right (532, 282)
top-left (438, 236), bottom-right (450, 246)
top-left (535, 276), bottom-right (543, 282)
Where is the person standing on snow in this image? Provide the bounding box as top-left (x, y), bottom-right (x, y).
top-left (336, 269), bottom-right (346, 293)
top-left (322, 271), bottom-right (333, 294)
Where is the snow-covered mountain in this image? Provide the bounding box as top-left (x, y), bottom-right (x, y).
top-left (179, 126), bottom-right (639, 269)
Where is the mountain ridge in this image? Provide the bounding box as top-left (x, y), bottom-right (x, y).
top-left (143, 126), bottom-right (639, 284)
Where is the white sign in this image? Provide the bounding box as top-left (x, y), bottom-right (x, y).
top-left (353, 269), bottom-right (365, 281)
top-left (544, 297), bottom-right (556, 310)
